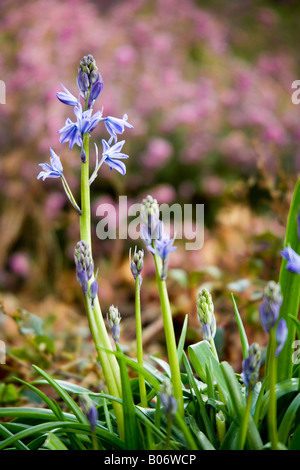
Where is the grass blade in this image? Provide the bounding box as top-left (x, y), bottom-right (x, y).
top-left (231, 293), bottom-right (249, 359)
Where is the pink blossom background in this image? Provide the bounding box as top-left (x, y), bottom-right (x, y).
top-left (0, 0), bottom-right (299, 297)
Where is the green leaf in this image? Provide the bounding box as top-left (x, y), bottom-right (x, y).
top-left (277, 179), bottom-right (300, 381)
top-left (188, 341), bottom-right (231, 411)
top-left (220, 362), bottom-right (263, 450)
top-left (231, 293), bottom-right (249, 360)
top-left (15, 309), bottom-right (44, 336)
top-left (0, 383), bottom-right (19, 404)
top-left (182, 352), bottom-right (217, 447)
top-left (278, 392), bottom-right (300, 445)
top-left (0, 420), bottom-right (124, 450)
top-left (32, 365), bottom-right (87, 424)
top-left (116, 344), bottom-right (139, 450)
top-left (290, 424), bottom-right (300, 449)
top-left (43, 432), bottom-right (68, 450)
top-left (259, 378), bottom-right (299, 421)
top-left (177, 314), bottom-right (188, 366)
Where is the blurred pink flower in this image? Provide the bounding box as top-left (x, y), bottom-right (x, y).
top-left (142, 138), bottom-right (173, 169)
top-left (9, 252), bottom-right (30, 278)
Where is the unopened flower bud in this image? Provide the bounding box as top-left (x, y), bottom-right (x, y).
top-left (81, 393), bottom-right (98, 432)
top-left (159, 379), bottom-right (177, 419)
top-left (130, 248), bottom-right (144, 281)
top-left (107, 305), bottom-right (121, 344)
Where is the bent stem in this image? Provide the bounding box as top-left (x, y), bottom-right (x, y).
top-left (80, 131), bottom-right (123, 439)
top-left (153, 253), bottom-right (184, 418)
top-left (135, 276), bottom-right (148, 408)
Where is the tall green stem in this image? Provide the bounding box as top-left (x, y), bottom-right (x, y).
top-left (268, 329), bottom-right (279, 450)
top-left (79, 131), bottom-right (124, 438)
top-left (153, 254), bottom-right (184, 417)
top-left (135, 276), bottom-right (148, 408)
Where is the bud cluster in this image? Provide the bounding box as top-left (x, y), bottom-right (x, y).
top-left (259, 281), bottom-right (283, 333)
top-left (78, 54), bottom-right (103, 108)
top-left (241, 343), bottom-right (261, 392)
top-left (130, 249), bottom-right (144, 281)
top-left (196, 288), bottom-right (216, 342)
top-left (74, 240), bottom-right (94, 294)
top-left (159, 379), bottom-right (177, 419)
top-left (107, 305), bottom-right (121, 344)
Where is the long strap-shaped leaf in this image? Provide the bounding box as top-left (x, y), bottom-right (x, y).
top-left (277, 179), bottom-right (300, 381)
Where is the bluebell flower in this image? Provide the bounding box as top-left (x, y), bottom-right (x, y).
top-left (275, 318), bottom-right (288, 357)
top-left (281, 246), bottom-right (300, 274)
top-left (37, 148), bottom-right (63, 180)
top-left (58, 103), bottom-right (102, 149)
top-left (241, 343), bottom-right (261, 392)
top-left (56, 84), bottom-right (79, 107)
top-left (101, 139), bottom-right (129, 175)
top-left (148, 232), bottom-right (177, 280)
top-left (259, 281), bottom-right (283, 333)
top-left (104, 114), bottom-right (133, 144)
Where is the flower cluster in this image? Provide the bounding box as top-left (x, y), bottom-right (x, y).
top-left (38, 54), bottom-right (133, 187)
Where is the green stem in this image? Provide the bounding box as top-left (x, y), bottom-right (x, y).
top-left (268, 329), bottom-right (279, 450)
top-left (153, 254), bottom-right (184, 418)
top-left (164, 414), bottom-right (172, 450)
top-left (135, 276), bottom-right (148, 408)
top-left (236, 389), bottom-right (253, 450)
top-left (209, 338), bottom-right (219, 361)
top-left (79, 131), bottom-right (124, 439)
